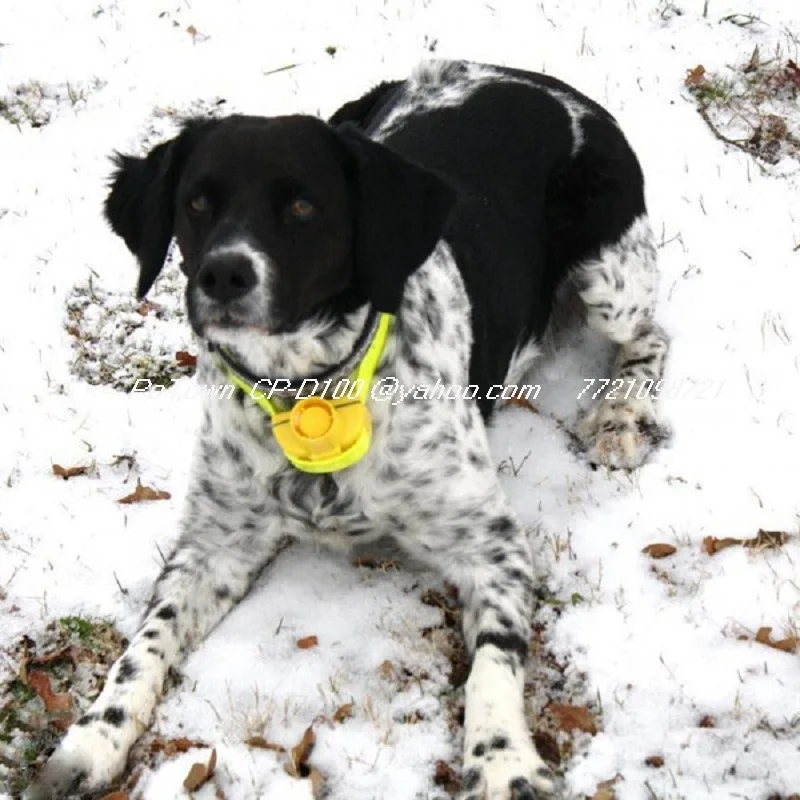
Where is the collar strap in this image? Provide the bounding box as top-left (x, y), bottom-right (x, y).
top-left (208, 308), bottom-right (379, 397)
top-left (213, 312), bottom-right (393, 473)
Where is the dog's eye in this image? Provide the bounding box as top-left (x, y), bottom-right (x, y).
top-left (188, 194), bottom-right (211, 215)
top-left (285, 198), bottom-right (317, 222)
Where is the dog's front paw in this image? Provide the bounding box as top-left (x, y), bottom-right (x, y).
top-left (574, 395), bottom-right (669, 470)
top-left (24, 720), bottom-right (128, 800)
top-left (457, 736), bottom-right (560, 800)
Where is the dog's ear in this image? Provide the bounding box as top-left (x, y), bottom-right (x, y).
top-left (104, 119), bottom-right (215, 298)
top-left (335, 123), bottom-right (456, 312)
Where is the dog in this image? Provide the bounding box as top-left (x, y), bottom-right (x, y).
top-left (27, 60), bottom-right (669, 799)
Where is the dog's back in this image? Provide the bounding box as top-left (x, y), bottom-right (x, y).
top-left (332, 61), bottom-right (649, 416)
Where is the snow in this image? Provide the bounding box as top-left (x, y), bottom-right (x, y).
top-left (2, 1), bottom-right (800, 798)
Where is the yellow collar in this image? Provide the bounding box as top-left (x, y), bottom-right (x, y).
top-left (215, 312), bottom-right (393, 474)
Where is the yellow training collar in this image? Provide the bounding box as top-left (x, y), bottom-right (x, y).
top-left (217, 313), bottom-right (392, 474)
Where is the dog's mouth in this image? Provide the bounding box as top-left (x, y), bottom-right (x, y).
top-left (196, 309), bottom-right (295, 339)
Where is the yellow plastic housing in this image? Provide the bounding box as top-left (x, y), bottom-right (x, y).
top-left (271, 397), bottom-right (373, 473)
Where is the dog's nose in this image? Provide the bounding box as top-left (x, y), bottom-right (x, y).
top-left (197, 254), bottom-right (257, 304)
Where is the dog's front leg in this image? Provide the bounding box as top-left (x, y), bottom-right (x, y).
top-left (25, 471), bottom-right (286, 800)
top-left (441, 511), bottom-right (559, 800)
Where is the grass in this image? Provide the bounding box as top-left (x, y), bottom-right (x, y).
top-left (66, 262), bottom-right (196, 391)
top-left (685, 43), bottom-right (800, 165)
top-left (0, 78), bottom-right (102, 129)
top-left (0, 616), bottom-right (126, 795)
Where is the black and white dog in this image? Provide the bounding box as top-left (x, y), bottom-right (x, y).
top-left (28, 61), bottom-right (669, 799)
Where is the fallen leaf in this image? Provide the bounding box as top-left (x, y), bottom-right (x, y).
top-left (137, 300), bottom-right (159, 315)
top-left (352, 555), bottom-right (399, 571)
top-left (245, 736), bottom-right (285, 752)
top-left (591, 774), bottom-right (623, 800)
top-left (504, 396), bottom-right (538, 412)
top-left (183, 763), bottom-right (208, 792)
top-left (150, 736), bottom-right (207, 756)
top-left (183, 748), bottom-right (216, 791)
top-left (297, 635), bottom-right (319, 649)
top-left (533, 729), bottom-right (561, 765)
top-left (308, 768), bottom-right (325, 797)
top-left (100, 793), bottom-right (129, 800)
top-left (176, 350), bottom-right (197, 367)
top-left (744, 529), bottom-right (790, 549)
top-left (332, 703), bottom-right (353, 723)
top-left (642, 543), bottom-right (677, 559)
top-left (286, 726), bottom-right (315, 778)
top-left (685, 65), bottom-right (706, 87)
top-left (119, 479), bottom-right (171, 504)
top-left (379, 660), bottom-right (394, 678)
top-left (704, 530), bottom-right (790, 556)
top-left (52, 463), bottom-right (89, 480)
top-left (548, 703), bottom-right (598, 735)
top-left (699, 715), bottom-right (715, 728)
top-left (645, 754), bottom-right (664, 768)
top-left (753, 626), bottom-right (799, 653)
top-left (27, 670), bottom-right (72, 713)
top-left (755, 626), bottom-right (773, 645)
top-left (433, 760), bottom-right (459, 789)
top-left (703, 536), bottom-right (742, 555)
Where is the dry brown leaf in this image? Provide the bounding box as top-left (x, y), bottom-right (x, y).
top-left (245, 736), bottom-right (286, 752)
top-left (308, 768), bottom-right (325, 798)
top-left (548, 703), bottom-right (598, 735)
top-left (755, 626), bottom-right (773, 645)
top-left (379, 660), bottom-right (394, 678)
top-left (296, 635), bottom-right (319, 650)
top-left (119, 479), bottom-right (171, 504)
top-left (685, 65), bottom-right (706, 87)
top-left (703, 536), bottom-right (742, 555)
top-left (744, 529), bottom-right (790, 549)
top-left (27, 670), bottom-right (72, 713)
top-left (352, 555), bottom-right (399, 571)
top-left (183, 748), bottom-right (216, 791)
top-left (704, 530), bottom-right (790, 556)
top-left (433, 760), bottom-right (459, 791)
top-left (642, 543), bottom-right (677, 559)
top-left (99, 793), bottom-right (129, 800)
top-left (137, 300), bottom-right (160, 316)
top-left (151, 736), bottom-right (207, 756)
top-left (176, 350), bottom-right (197, 367)
top-left (52, 463), bottom-right (89, 480)
top-left (183, 763), bottom-right (208, 792)
top-left (332, 703), bottom-right (354, 723)
top-left (753, 626), bottom-right (799, 653)
top-left (645, 754), bottom-right (664, 768)
top-left (286, 726), bottom-right (315, 778)
top-left (533, 729), bottom-right (561, 765)
top-left (504, 396), bottom-right (538, 412)
top-left (699, 715), bottom-right (715, 728)
top-left (591, 774), bottom-right (623, 800)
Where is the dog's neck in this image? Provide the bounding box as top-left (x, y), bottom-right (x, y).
top-left (203, 304), bottom-right (377, 401)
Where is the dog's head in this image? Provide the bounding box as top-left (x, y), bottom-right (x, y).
top-left (104, 115), bottom-right (455, 348)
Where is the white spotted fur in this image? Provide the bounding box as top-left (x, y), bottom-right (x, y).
top-left (28, 64), bottom-right (670, 800)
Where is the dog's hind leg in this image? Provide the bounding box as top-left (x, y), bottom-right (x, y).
top-left (25, 463), bottom-right (287, 799)
top-left (572, 214), bottom-right (670, 468)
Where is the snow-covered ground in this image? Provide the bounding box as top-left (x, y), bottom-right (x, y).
top-left (2, 1), bottom-right (800, 798)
